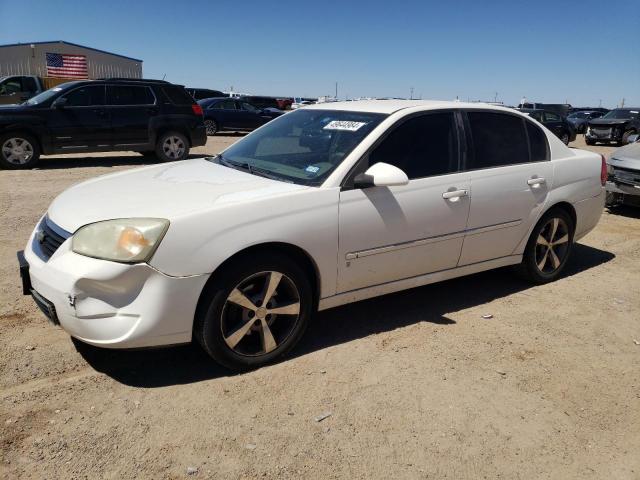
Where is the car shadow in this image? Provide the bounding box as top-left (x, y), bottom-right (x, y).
top-left (74, 243), bottom-right (614, 388)
top-left (35, 153), bottom-right (207, 170)
top-left (606, 205), bottom-right (640, 219)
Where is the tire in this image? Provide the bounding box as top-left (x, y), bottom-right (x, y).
top-left (585, 138), bottom-right (596, 146)
top-left (0, 133), bottom-right (40, 169)
top-left (517, 208), bottom-right (575, 284)
top-left (194, 252), bottom-right (313, 370)
top-left (204, 119), bottom-right (218, 136)
top-left (621, 130), bottom-right (636, 146)
top-left (560, 131), bottom-right (570, 145)
top-left (155, 131), bottom-right (190, 162)
top-left (605, 191), bottom-right (619, 207)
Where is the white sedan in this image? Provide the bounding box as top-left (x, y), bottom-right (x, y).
top-left (18, 100), bottom-right (606, 369)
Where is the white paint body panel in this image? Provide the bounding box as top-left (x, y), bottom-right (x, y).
top-left (23, 100), bottom-right (605, 348)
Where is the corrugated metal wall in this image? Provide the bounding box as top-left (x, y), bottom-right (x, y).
top-left (0, 42), bottom-right (142, 79)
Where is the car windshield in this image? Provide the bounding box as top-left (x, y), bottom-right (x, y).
top-left (211, 109), bottom-right (386, 186)
top-left (569, 112), bottom-right (587, 119)
top-left (603, 109), bottom-right (639, 120)
top-left (24, 82), bottom-right (80, 105)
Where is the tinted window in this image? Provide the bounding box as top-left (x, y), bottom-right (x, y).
top-left (241, 102), bottom-right (260, 112)
top-left (526, 121), bottom-right (549, 162)
top-left (63, 86), bottom-right (105, 106)
top-left (369, 113), bottom-right (458, 179)
top-left (216, 100), bottom-right (237, 110)
top-left (21, 77), bottom-right (38, 92)
top-left (162, 86), bottom-right (195, 105)
top-left (107, 86), bottom-right (154, 105)
top-left (0, 78), bottom-right (22, 95)
top-left (467, 112), bottom-right (529, 169)
top-left (543, 112), bottom-right (561, 122)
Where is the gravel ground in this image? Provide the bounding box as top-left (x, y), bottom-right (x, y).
top-left (1, 134), bottom-right (639, 479)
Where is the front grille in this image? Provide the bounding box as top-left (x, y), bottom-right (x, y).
top-left (612, 167), bottom-right (640, 187)
top-left (35, 217), bottom-right (71, 261)
top-left (591, 127), bottom-right (612, 137)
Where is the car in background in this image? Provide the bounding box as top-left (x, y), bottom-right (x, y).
top-left (291, 100), bottom-right (314, 109)
top-left (567, 110), bottom-right (604, 133)
top-left (518, 102), bottom-right (572, 117)
top-left (276, 98), bottom-right (293, 110)
top-left (0, 78), bottom-right (206, 169)
top-left (17, 100), bottom-right (606, 369)
top-left (585, 108), bottom-right (640, 146)
top-left (606, 133), bottom-right (640, 207)
top-left (187, 88), bottom-right (226, 101)
top-left (198, 97), bottom-right (284, 135)
top-left (517, 109), bottom-right (576, 145)
top-left (236, 95), bottom-right (281, 110)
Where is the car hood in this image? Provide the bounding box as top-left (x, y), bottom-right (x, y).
top-left (589, 118), bottom-right (631, 126)
top-left (608, 142), bottom-right (640, 171)
top-left (47, 158), bottom-right (310, 233)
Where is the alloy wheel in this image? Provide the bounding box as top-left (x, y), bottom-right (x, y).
top-left (561, 133), bottom-right (569, 145)
top-left (2, 137), bottom-right (34, 165)
top-left (162, 136), bottom-right (186, 159)
top-left (221, 271), bottom-right (301, 356)
top-left (204, 120), bottom-right (217, 135)
top-left (535, 217), bottom-right (570, 274)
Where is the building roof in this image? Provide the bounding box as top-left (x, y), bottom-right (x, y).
top-left (305, 99), bottom-right (516, 114)
top-left (0, 41), bottom-right (142, 63)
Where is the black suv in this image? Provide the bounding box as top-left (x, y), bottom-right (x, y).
top-left (186, 88), bottom-right (226, 101)
top-left (585, 108), bottom-right (640, 146)
top-left (517, 109), bottom-right (576, 145)
top-left (0, 78), bottom-right (206, 169)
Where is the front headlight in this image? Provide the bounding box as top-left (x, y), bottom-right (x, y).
top-left (72, 218), bottom-right (169, 263)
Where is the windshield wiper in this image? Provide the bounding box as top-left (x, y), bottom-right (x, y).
top-left (217, 154), bottom-right (290, 182)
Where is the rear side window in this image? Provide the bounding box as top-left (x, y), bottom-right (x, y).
top-left (63, 86), bottom-right (105, 106)
top-left (525, 121), bottom-right (549, 162)
top-left (107, 86), bottom-right (154, 105)
top-left (467, 112), bottom-right (529, 169)
top-left (162, 86), bottom-right (195, 105)
top-left (369, 112), bottom-right (459, 179)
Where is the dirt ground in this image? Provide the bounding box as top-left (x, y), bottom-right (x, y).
top-left (1, 134), bottom-right (639, 479)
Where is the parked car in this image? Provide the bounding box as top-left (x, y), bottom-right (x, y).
top-left (0, 78), bottom-right (206, 169)
top-left (291, 100), bottom-right (314, 109)
top-left (585, 108), bottom-right (640, 146)
top-left (276, 98), bottom-right (293, 110)
top-left (198, 97), bottom-right (284, 135)
top-left (186, 88), bottom-right (226, 101)
top-left (567, 110), bottom-right (604, 133)
top-left (0, 75), bottom-right (73, 105)
top-left (518, 102), bottom-right (572, 117)
top-left (17, 101), bottom-right (605, 370)
top-left (236, 95), bottom-right (281, 110)
top-left (518, 108), bottom-right (576, 144)
top-left (605, 133), bottom-right (640, 207)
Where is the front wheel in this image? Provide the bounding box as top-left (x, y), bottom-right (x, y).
top-left (621, 130), bottom-right (636, 146)
top-left (560, 132), bottom-right (570, 145)
top-left (0, 133), bottom-right (40, 169)
top-left (585, 138), bottom-right (596, 146)
top-left (194, 253), bottom-right (313, 370)
top-left (518, 208), bottom-right (575, 284)
top-left (155, 131), bottom-right (190, 162)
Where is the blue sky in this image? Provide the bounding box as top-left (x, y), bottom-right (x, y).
top-left (1, 0), bottom-right (638, 107)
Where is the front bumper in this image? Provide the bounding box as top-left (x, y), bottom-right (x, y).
top-left (606, 180), bottom-right (640, 196)
top-left (21, 224), bottom-right (209, 349)
top-left (585, 127), bottom-right (623, 142)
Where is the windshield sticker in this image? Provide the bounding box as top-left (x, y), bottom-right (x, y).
top-left (323, 120), bottom-right (367, 132)
top-left (305, 165), bottom-right (320, 173)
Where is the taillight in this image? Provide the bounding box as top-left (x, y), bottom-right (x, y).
top-left (600, 154), bottom-right (607, 186)
top-left (191, 104), bottom-right (203, 116)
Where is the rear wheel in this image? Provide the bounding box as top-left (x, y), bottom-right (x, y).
top-left (518, 208), bottom-right (574, 284)
top-left (621, 130), bottom-right (636, 146)
top-left (155, 131), bottom-right (189, 162)
top-left (560, 131), bottom-right (570, 145)
top-left (0, 133), bottom-right (40, 169)
top-left (204, 119), bottom-right (218, 136)
top-left (585, 138), bottom-right (596, 146)
top-left (194, 253), bottom-right (313, 370)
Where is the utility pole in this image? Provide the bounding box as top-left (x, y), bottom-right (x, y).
top-left (599, 99), bottom-right (602, 107)
top-left (494, 92), bottom-right (498, 103)
top-left (621, 97), bottom-right (625, 108)
top-left (410, 87), bottom-right (414, 100)
top-left (335, 82), bottom-right (338, 99)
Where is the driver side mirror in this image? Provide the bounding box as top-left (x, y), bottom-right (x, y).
top-left (52, 97), bottom-right (68, 109)
top-left (627, 134), bottom-right (639, 144)
top-left (353, 162), bottom-right (409, 188)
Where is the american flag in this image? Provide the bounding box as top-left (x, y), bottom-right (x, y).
top-left (45, 53), bottom-right (88, 79)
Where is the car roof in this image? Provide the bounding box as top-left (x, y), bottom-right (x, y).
top-left (303, 99), bottom-right (519, 114)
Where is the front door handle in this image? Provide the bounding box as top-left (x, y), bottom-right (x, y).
top-left (527, 177), bottom-right (546, 187)
top-left (442, 189), bottom-right (468, 200)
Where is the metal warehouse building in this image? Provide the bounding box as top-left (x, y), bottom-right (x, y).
top-left (0, 40), bottom-right (142, 79)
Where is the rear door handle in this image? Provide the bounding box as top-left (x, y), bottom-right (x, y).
top-left (442, 189), bottom-right (468, 200)
top-left (527, 177), bottom-right (546, 187)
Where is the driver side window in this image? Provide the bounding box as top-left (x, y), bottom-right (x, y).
top-left (63, 86), bottom-right (105, 107)
top-left (368, 113), bottom-right (459, 180)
